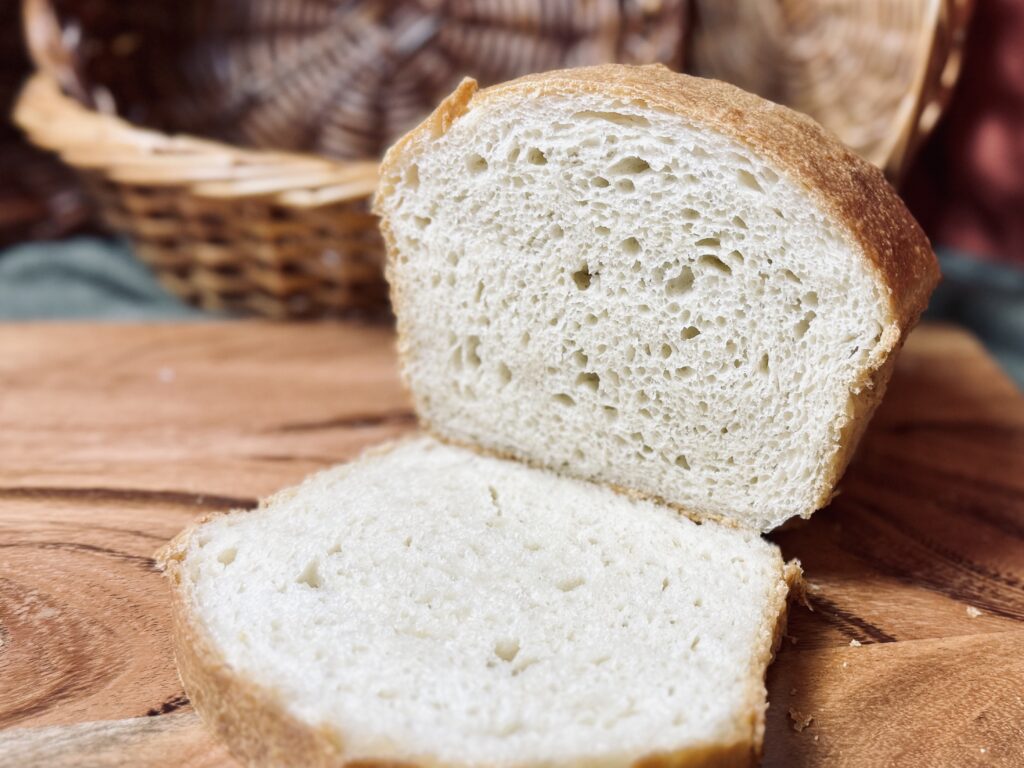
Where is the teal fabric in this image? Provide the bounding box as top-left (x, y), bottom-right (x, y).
top-left (0, 237), bottom-right (1020, 387)
top-left (0, 237), bottom-right (207, 320)
top-left (927, 249), bottom-right (1024, 387)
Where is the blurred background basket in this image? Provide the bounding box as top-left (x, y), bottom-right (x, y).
top-left (16, 0), bottom-right (688, 318)
top-left (689, 0), bottom-right (973, 184)
top-left (13, 0), bottom-right (967, 318)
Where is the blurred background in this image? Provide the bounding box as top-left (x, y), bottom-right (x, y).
top-left (1, 0), bottom-right (1021, 384)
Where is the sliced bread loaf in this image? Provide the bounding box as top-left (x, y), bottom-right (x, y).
top-left (375, 64), bottom-right (939, 531)
top-left (159, 438), bottom-right (798, 767)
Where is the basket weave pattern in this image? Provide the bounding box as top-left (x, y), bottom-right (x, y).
top-left (18, 0), bottom-right (688, 318)
top-left (42, 0), bottom-right (688, 160)
top-left (691, 0), bottom-right (972, 183)
top-left (16, 74), bottom-right (385, 318)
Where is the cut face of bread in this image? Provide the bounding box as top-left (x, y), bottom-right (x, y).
top-left (160, 438), bottom-right (796, 768)
top-left (377, 65), bottom-right (939, 531)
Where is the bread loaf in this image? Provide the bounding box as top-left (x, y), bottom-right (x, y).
top-left (376, 64), bottom-right (939, 531)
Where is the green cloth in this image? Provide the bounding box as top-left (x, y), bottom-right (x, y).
top-left (0, 237), bottom-right (1020, 387)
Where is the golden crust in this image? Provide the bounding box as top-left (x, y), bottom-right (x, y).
top-left (157, 444), bottom-right (797, 768)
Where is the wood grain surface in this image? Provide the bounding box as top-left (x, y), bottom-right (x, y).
top-left (0, 322), bottom-right (1021, 767)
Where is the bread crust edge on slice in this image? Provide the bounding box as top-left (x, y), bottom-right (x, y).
top-left (155, 439), bottom-right (800, 768)
top-left (374, 65), bottom-right (940, 527)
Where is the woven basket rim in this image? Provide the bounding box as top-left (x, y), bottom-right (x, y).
top-left (14, 71), bottom-right (379, 208)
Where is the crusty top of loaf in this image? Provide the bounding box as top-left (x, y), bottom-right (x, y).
top-left (378, 64), bottom-right (939, 341)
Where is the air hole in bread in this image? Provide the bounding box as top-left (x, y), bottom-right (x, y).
top-left (571, 110), bottom-right (651, 128)
top-left (217, 548), bottom-right (237, 565)
top-left (700, 255), bottom-right (731, 274)
top-left (695, 237), bottom-right (720, 248)
top-left (665, 266), bottom-right (694, 296)
top-left (592, 176), bottom-right (610, 188)
top-left (675, 455), bottom-right (690, 470)
top-left (497, 362), bottom-right (512, 385)
top-left (795, 311), bottom-right (816, 338)
top-left (556, 576), bottom-right (585, 592)
top-left (296, 560), bottom-right (322, 589)
top-left (572, 264), bottom-right (593, 290)
top-left (576, 372), bottom-right (600, 392)
top-left (616, 179), bottom-right (635, 193)
top-left (466, 153), bottom-right (488, 173)
top-left (737, 169), bottom-right (763, 193)
top-left (621, 237), bottom-right (641, 255)
top-left (527, 148), bottom-right (547, 165)
top-left (553, 393), bottom-right (576, 407)
top-left (681, 326), bottom-right (701, 341)
top-left (494, 639), bottom-right (520, 663)
top-left (465, 336), bottom-right (482, 367)
top-left (610, 156), bottom-right (651, 175)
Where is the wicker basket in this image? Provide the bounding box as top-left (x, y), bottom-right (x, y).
top-left (29, 0), bottom-right (688, 160)
top-left (17, 0), bottom-right (688, 318)
top-left (15, 72), bottom-right (386, 318)
top-left (690, 0), bottom-right (973, 184)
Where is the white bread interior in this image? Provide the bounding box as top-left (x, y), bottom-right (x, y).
top-left (160, 438), bottom-right (796, 767)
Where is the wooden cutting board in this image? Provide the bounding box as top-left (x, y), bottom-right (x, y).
top-left (1, 322), bottom-right (1021, 767)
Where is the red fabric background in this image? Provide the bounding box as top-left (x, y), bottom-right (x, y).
top-left (905, 0), bottom-right (1024, 264)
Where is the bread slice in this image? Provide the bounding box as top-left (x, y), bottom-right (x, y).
top-left (159, 437), bottom-right (798, 768)
top-left (375, 64), bottom-right (939, 531)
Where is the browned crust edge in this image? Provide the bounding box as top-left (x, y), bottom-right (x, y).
top-left (156, 440), bottom-right (797, 768)
top-left (374, 65), bottom-right (940, 529)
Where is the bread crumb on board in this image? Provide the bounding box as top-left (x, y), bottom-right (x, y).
top-left (849, 639), bottom-right (862, 647)
top-left (789, 708), bottom-right (814, 732)
top-left (966, 606), bottom-right (983, 618)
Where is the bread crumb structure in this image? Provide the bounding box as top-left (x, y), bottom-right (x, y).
top-left (378, 66), bottom-right (938, 531)
top-left (161, 438), bottom-right (794, 766)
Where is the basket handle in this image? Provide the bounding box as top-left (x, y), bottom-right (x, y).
top-left (22, 0), bottom-right (92, 105)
